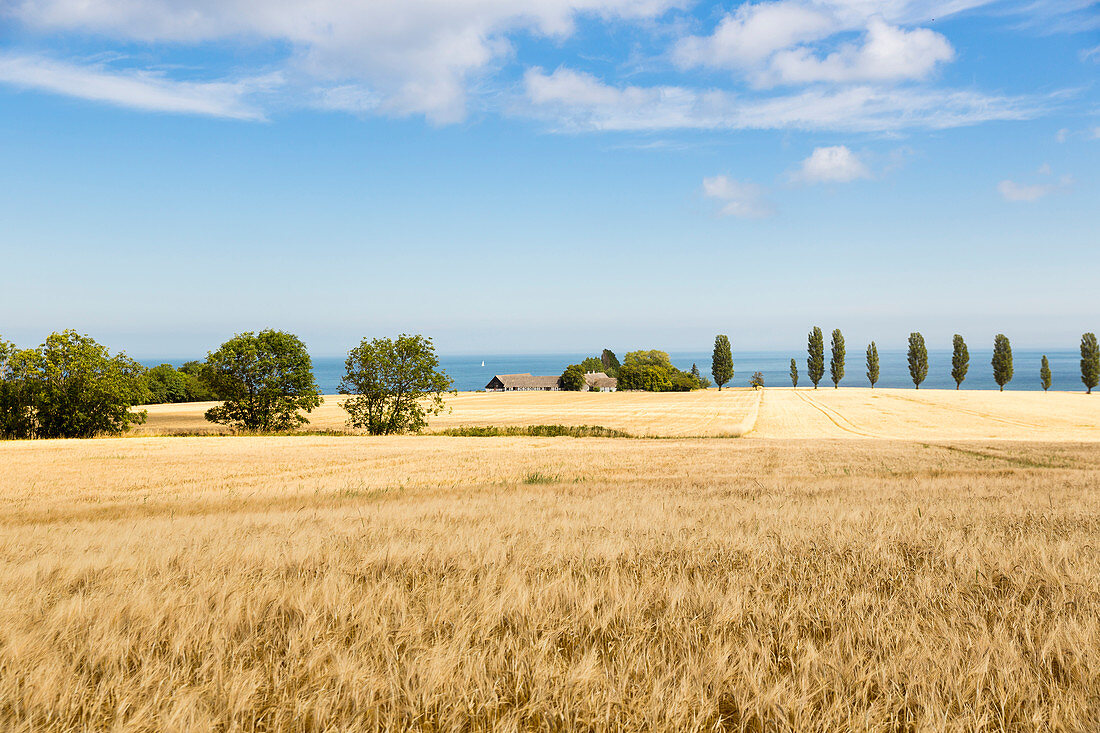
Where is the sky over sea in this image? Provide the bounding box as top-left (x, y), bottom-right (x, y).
top-left (1, 0), bottom-right (1097, 356)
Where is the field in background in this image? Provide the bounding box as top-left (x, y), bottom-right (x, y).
top-left (2, 436), bottom-right (1099, 729)
top-left (132, 387), bottom-right (1100, 441)
top-left (134, 389), bottom-right (762, 437)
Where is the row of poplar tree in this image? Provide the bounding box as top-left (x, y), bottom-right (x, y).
top-left (709, 331), bottom-right (1100, 392)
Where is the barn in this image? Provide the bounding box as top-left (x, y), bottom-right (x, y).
top-left (484, 373), bottom-right (562, 391)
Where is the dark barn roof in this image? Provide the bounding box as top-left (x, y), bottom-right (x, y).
top-left (486, 373), bottom-right (562, 390)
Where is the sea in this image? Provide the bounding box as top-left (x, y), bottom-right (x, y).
top-left (142, 349), bottom-right (1088, 393)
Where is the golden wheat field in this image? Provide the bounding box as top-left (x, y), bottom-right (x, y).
top-left (2, 433), bottom-right (1100, 730)
top-left (131, 387), bottom-right (1100, 441)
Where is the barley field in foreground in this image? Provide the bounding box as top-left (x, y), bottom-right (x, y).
top-left (2, 436), bottom-right (1100, 730)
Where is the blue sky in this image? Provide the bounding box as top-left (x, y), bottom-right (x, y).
top-left (0, 0), bottom-right (1097, 357)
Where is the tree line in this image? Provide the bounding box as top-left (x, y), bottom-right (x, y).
top-left (1, 329), bottom-right (454, 439)
top-left (784, 329), bottom-right (1100, 392)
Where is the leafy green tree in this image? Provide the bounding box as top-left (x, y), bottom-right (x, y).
top-left (340, 334), bottom-right (453, 434)
top-left (579, 356), bottom-right (604, 373)
top-left (179, 360), bottom-right (219, 401)
top-left (2, 331), bottom-right (148, 438)
top-left (865, 342), bottom-right (879, 388)
top-left (807, 327), bottom-right (825, 389)
top-left (789, 359), bottom-right (798, 388)
top-left (750, 372), bottom-right (764, 389)
top-left (0, 338), bottom-right (36, 439)
top-left (951, 334), bottom-right (969, 390)
top-left (1040, 355), bottom-right (1052, 392)
top-left (560, 364), bottom-right (586, 391)
top-left (1082, 333), bottom-right (1100, 394)
top-left (143, 364), bottom-right (192, 404)
top-left (204, 330), bottom-right (321, 432)
top-left (829, 329), bottom-right (845, 388)
top-left (616, 364), bottom-right (672, 392)
top-left (600, 349), bottom-right (620, 378)
top-left (711, 335), bottom-right (733, 391)
top-left (991, 334), bottom-right (1014, 391)
top-left (625, 350), bottom-right (674, 368)
top-left (690, 363), bottom-right (701, 381)
top-left (908, 332), bottom-right (928, 389)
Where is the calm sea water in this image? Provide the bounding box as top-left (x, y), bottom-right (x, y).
top-left (144, 349), bottom-right (1088, 393)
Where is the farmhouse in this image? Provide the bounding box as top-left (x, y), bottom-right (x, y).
top-left (485, 374), bottom-right (562, 391)
top-left (585, 372), bottom-right (618, 392)
top-left (484, 372), bottom-right (618, 392)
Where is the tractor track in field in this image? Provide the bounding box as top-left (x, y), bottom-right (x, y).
top-left (793, 390), bottom-right (884, 438)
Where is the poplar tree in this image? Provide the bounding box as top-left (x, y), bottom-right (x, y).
top-left (991, 334), bottom-right (1014, 391)
top-left (908, 332), bottom-right (928, 389)
top-left (830, 329), bottom-right (845, 388)
top-left (951, 334), bottom-right (969, 390)
top-left (1082, 333), bottom-right (1100, 394)
top-left (789, 359), bottom-right (799, 388)
top-left (866, 342), bottom-right (879, 388)
top-left (711, 335), bottom-right (733, 391)
top-left (1040, 355), bottom-right (1052, 392)
top-left (807, 327), bottom-right (825, 389)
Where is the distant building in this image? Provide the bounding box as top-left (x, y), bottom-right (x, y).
top-left (584, 372), bottom-right (618, 392)
top-left (485, 373), bottom-right (562, 391)
top-left (484, 371), bottom-right (618, 392)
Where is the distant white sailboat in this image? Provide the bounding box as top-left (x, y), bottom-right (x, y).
top-left (481, 360), bottom-right (485, 367)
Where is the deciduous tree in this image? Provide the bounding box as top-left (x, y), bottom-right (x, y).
top-left (204, 330), bottom-right (321, 432)
top-left (992, 334), bottom-right (1014, 392)
top-left (341, 334), bottom-right (454, 434)
top-left (830, 329), bottom-right (845, 388)
top-left (908, 332), bottom-right (928, 389)
top-left (866, 342), bottom-right (879, 388)
top-left (807, 327), bottom-right (825, 389)
top-left (951, 335), bottom-right (969, 390)
top-left (1, 330), bottom-right (148, 439)
top-left (1082, 333), bottom-right (1099, 394)
top-left (711, 335), bottom-right (733, 391)
top-left (560, 364), bottom-right (586, 391)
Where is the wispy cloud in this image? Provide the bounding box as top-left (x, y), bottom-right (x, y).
top-left (702, 175), bottom-right (774, 218)
top-left (997, 166), bottom-right (1073, 202)
top-left (0, 53), bottom-right (271, 119)
top-left (523, 67), bottom-right (1047, 132)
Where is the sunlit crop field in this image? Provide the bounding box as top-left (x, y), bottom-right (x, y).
top-left (2, 436), bottom-right (1100, 730)
top-left (131, 387), bottom-right (1100, 441)
top-left (133, 389), bottom-right (763, 437)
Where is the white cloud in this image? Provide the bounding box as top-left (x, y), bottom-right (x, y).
top-left (997, 163), bottom-right (1074, 201)
top-left (1056, 127), bottom-right (1069, 142)
top-left (997, 179), bottom-right (1051, 202)
top-left (673, 1), bottom-right (979, 85)
top-left (761, 18), bottom-right (954, 86)
top-left (523, 67), bottom-right (1044, 132)
top-left (1082, 45), bottom-right (1100, 62)
top-left (702, 175), bottom-right (774, 218)
top-left (0, 52), bottom-right (269, 119)
top-left (791, 145), bottom-right (871, 182)
top-left (4, 0), bottom-right (683, 123)
top-left (673, 2), bottom-right (836, 70)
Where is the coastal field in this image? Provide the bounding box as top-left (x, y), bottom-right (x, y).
top-left (2, 436), bottom-right (1099, 730)
top-left (131, 387), bottom-right (1100, 441)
